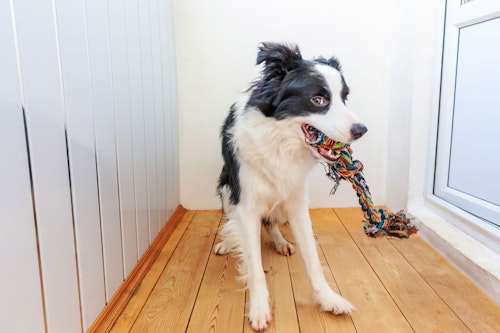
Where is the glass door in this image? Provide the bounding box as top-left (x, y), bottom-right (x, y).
top-left (435, 0), bottom-right (500, 227)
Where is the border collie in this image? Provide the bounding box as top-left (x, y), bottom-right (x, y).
top-left (215, 42), bottom-right (367, 331)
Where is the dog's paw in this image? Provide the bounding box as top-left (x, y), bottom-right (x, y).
top-left (248, 300), bottom-right (271, 331)
top-left (214, 241), bottom-right (229, 255)
top-left (276, 242), bottom-right (295, 256)
top-left (315, 289), bottom-right (354, 315)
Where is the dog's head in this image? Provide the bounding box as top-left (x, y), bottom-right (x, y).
top-left (248, 42), bottom-right (367, 162)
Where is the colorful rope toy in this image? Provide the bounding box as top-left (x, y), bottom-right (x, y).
top-left (302, 124), bottom-right (417, 238)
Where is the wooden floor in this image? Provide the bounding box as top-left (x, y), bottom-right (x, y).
top-left (108, 208), bottom-right (500, 333)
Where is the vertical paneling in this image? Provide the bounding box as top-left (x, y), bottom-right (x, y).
top-left (84, 0), bottom-right (124, 301)
top-left (168, 0), bottom-right (181, 215)
top-left (1, 0), bottom-right (179, 331)
top-left (10, 0), bottom-right (82, 331)
top-left (138, 0), bottom-right (160, 243)
top-left (107, 0), bottom-right (138, 276)
top-left (0, 3), bottom-right (45, 332)
top-left (159, 0), bottom-right (180, 219)
top-left (53, 0), bottom-right (106, 329)
top-left (124, 0), bottom-right (150, 258)
top-left (157, 0), bottom-right (172, 224)
top-left (150, 0), bottom-right (168, 230)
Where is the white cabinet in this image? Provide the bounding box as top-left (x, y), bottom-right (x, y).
top-left (0, 0), bottom-right (179, 331)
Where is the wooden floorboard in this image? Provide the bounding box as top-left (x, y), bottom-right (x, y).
top-left (110, 209), bottom-right (194, 333)
top-left (186, 236), bottom-right (245, 333)
top-left (389, 234), bottom-right (500, 333)
top-left (129, 210), bottom-right (221, 332)
top-left (109, 208), bottom-right (500, 333)
top-left (334, 208), bottom-right (469, 332)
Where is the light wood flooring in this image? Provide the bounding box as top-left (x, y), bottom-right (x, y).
top-left (108, 208), bottom-right (500, 333)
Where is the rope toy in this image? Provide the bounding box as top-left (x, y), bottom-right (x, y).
top-left (302, 124), bottom-right (417, 238)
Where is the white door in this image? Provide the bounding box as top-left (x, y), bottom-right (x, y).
top-left (435, 0), bottom-right (500, 227)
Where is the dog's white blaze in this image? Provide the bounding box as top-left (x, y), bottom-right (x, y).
top-left (304, 64), bottom-right (362, 143)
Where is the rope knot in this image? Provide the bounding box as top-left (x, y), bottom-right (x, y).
top-left (302, 126), bottom-right (418, 238)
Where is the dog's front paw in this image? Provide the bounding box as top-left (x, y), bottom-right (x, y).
top-left (276, 242), bottom-right (295, 256)
top-left (214, 241), bottom-right (229, 255)
top-left (315, 289), bottom-right (354, 315)
top-left (248, 299), bottom-right (271, 331)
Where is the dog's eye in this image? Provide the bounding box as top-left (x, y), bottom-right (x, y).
top-left (311, 96), bottom-right (328, 107)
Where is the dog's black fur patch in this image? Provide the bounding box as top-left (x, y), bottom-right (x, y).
top-left (217, 104), bottom-right (240, 206)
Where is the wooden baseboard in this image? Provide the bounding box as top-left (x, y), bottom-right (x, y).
top-left (88, 205), bottom-right (187, 333)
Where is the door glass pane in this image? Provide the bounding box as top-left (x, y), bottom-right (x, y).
top-left (448, 17), bottom-right (500, 207)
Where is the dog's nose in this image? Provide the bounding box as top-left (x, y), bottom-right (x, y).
top-left (351, 123), bottom-right (368, 140)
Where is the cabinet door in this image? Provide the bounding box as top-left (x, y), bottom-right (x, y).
top-left (0, 4), bottom-right (45, 332)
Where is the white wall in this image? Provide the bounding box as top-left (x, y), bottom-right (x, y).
top-left (173, 0), bottom-right (418, 209)
top-left (0, 0), bottom-right (179, 332)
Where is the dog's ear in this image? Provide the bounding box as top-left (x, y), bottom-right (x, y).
top-left (248, 43), bottom-right (303, 117)
top-left (256, 42), bottom-right (302, 75)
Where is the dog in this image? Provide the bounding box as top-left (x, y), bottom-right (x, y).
top-left (214, 42), bottom-right (367, 331)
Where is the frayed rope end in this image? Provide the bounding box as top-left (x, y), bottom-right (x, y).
top-left (364, 210), bottom-right (417, 239)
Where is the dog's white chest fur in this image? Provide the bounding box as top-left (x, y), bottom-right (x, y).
top-left (231, 99), bottom-right (315, 208)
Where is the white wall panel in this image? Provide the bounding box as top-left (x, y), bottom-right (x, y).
top-left (53, 0), bottom-right (106, 329)
top-left (138, 0), bottom-right (160, 243)
top-left (150, 0), bottom-right (168, 229)
top-left (158, 0), bottom-right (173, 221)
top-left (11, 0), bottom-right (82, 331)
top-left (0, 4), bottom-right (45, 332)
top-left (84, 0), bottom-right (124, 301)
top-left (107, 0), bottom-right (139, 276)
top-left (1, 0), bottom-right (179, 329)
top-left (167, 0), bottom-right (181, 216)
top-left (125, 0), bottom-right (150, 257)
top-left (156, 0), bottom-right (169, 229)
top-left (159, 0), bottom-right (180, 220)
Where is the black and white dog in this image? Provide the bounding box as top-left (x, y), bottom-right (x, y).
top-left (215, 42), bottom-right (367, 331)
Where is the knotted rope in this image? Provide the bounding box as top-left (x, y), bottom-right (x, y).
top-left (305, 126), bottom-right (417, 238)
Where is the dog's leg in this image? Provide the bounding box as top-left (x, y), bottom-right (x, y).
top-left (286, 199), bottom-right (354, 315)
top-left (264, 222), bottom-right (295, 256)
top-left (237, 209), bottom-right (271, 331)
